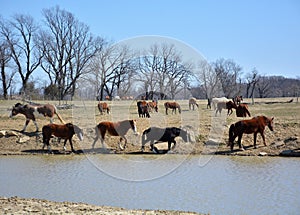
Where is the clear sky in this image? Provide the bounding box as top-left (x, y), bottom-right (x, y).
top-left (1, 0), bottom-right (300, 79)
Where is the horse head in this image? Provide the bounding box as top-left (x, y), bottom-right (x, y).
top-left (10, 103), bottom-right (23, 117)
top-left (267, 117), bottom-right (274, 132)
top-left (129, 119), bottom-right (138, 135)
top-left (73, 125), bottom-right (84, 141)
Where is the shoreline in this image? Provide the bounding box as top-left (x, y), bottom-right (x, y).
top-left (0, 196), bottom-right (202, 215)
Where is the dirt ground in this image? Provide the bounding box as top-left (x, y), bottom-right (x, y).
top-left (0, 98), bottom-right (300, 157)
top-left (0, 196), bottom-right (201, 215)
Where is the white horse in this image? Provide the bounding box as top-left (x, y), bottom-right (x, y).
top-left (211, 97), bottom-right (231, 110)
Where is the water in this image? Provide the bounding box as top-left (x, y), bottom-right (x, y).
top-left (0, 155), bottom-right (299, 215)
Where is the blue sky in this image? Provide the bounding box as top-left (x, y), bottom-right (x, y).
top-left (1, 0), bottom-right (300, 79)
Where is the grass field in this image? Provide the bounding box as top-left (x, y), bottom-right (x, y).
top-left (0, 97), bottom-right (299, 155)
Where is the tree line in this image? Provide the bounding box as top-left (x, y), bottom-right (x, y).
top-left (1, 6), bottom-right (299, 101)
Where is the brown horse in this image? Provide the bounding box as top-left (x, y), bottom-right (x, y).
top-left (189, 97), bottom-right (199, 110)
top-left (236, 103), bottom-right (251, 117)
top-left (148, 100), bottom-right (158, 112)
top-left (164, 102), bottom-right (181, 115)
top-left (233, 95), bottom-right (243, 105)
top-left (228, 115), bottom-right (274, 151)
top-left (10, 103), bottom-right (65, 132)
top-left (98, 102), bottom-right (110, 115)
top-left (42, 123), bottom-right (83, 153)
top-left (215, 101), bottom-right (237, 116)
top-left (92, 119), bottom-right (138, 150)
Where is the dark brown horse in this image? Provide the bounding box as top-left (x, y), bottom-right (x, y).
top-left (98, 102), bottom-right (110, 115)
top-left (189, 97), bottom-right (199, 110)
top-left (92, 119), bottom-right (138, 150)
top-left (164, 102), bottom-right (181, 115)
top-left (137, 101), bottom-right (150, 118)
top-left (10, 103), bottom-right (65, 132)
top-left (215, 101), bottom-right (237, 116)
top-left (228, 115), bottom-right (274, 151)
top-left (236, 103), bottom-right (251, 117)
top-left (42, 123), bottom-right (83, 153)
top-left (141, 127), bottom-right (191, 152)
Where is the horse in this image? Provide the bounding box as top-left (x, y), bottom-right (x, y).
top-left (98, 102), bottom-right (110, 115)
top-left (141, 127), bottom-right (191, 152)
top-left (92, 119), bottom-right (138, 150)
top-left (148, 100), bottom-right (158, 112)
top-left (164, 102), bottom-right (181, 115)
top-left (189, 97), bottom-right (199, 110)
top-left (215, 100), bottom-right (237, 116)
top-left (236, 103), bottom-right (251, 117)
top-left (207, 98), bottom-right (212, 109)
top-left (211, 97), bottom-right (230, 110)
top-left (228, 115), bottom-right (274, 151)
top-left (233, 95), bottom-right (243, 105)
top-left (10, 103), bottom-right (65, 132)
top-left (137, 101), bottom-right (150, 118)
top-left (42, 123), bottom-right (83, 153)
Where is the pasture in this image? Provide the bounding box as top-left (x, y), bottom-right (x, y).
top-left (0, 98), bottom-right (299, 156)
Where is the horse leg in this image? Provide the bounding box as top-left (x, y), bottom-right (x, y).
top-left (21, 119), bottom-right (30, 132)
top-left (169, 139), bottom-right (177, 150)
top-left (260, 131), bottom-right (267, 146)
top-left (63, 139), bottom-right (68, 151)
top-left (253, 133), bottom-right (257, 148)
top-left (33, 120), bottom-right (39, 132)
top-left (119, 136), bottom-right (126, 150)
top-left (237, 134), bottom-right (244, 151)
top-left (69, 138), bottom-right (75, 152)
top-left (165, 107), bottom-right (168, 115)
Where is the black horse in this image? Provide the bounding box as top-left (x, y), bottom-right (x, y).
top-left (141, 127), bottom-right (191, 152)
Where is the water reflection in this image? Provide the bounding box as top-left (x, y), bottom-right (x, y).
top-left (0, 155), bottom-right (299, 215)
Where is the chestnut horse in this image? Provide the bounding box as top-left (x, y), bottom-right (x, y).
top-left (42, 123), bottom-right (83, 153)
top-left (215, 101), bottom-right (237, 116)
top-left (233, 95), bottom-right (243, 105)
top-left (92, 119), bottom-right (138, 150)
top-left (228, 115), bottom-right (274, 151)
top-left (141, 127), bottom-right (191, 152)
top-left (148, 100), bottom-right (158, 112)
top-left (236, 103), bottom-right (251, 117)
top-left (164, 102), bottom-right (181, 115)
top-left (98, 102), bottom-right (110, 115)
top-left (10, 103), bottom-right (65, 132)
top-left (189, 97), bottom-right (199, 110)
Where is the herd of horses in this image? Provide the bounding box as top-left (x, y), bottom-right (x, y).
top-left (9, 95), bottom-right (274, 153)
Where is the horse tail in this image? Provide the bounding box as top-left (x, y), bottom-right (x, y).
top-left (54, 106), bottom-right (66, 124)
top-left (228, 123), bottom-right (235, 146)
top-left (56, 112), bottom-right (66, 124)
top-left (245, 108), bottom-right (251, 117)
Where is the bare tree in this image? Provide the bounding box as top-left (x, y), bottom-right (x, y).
top-left (195, 60), bottom-right (223, 100)
top-left (257, 75), bottom-right (271, 98)
top-left (0, 14), bottom-right (41, 95)
top-left (37, 6), bottom-right (102, 101)
top-left (213, 58), bottom-right (242, 98)
top-left (87, 43), bottom-right (132, 100)
top-left (245, 68), bottom-right (259, 104)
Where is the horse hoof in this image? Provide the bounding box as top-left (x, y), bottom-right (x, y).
top-left (239, 148), bottom-right (245, 151)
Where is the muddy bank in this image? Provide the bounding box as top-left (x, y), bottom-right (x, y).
top-left (0, 196), bottom-right (202, 215)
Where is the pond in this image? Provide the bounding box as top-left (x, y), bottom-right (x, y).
top-left (0, 154), bottom-right (299, 215)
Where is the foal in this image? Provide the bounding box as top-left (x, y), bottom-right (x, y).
top-left (42, 123), bottom-right (83, 153)
top-left (189, 97), bottom-right (199, 110)
top-left (228, 115), bottom-right (274, 151)
top-left (92, 119), bottom-right (138, 150)
top-left (98, 102), bottom-right (110, 115)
